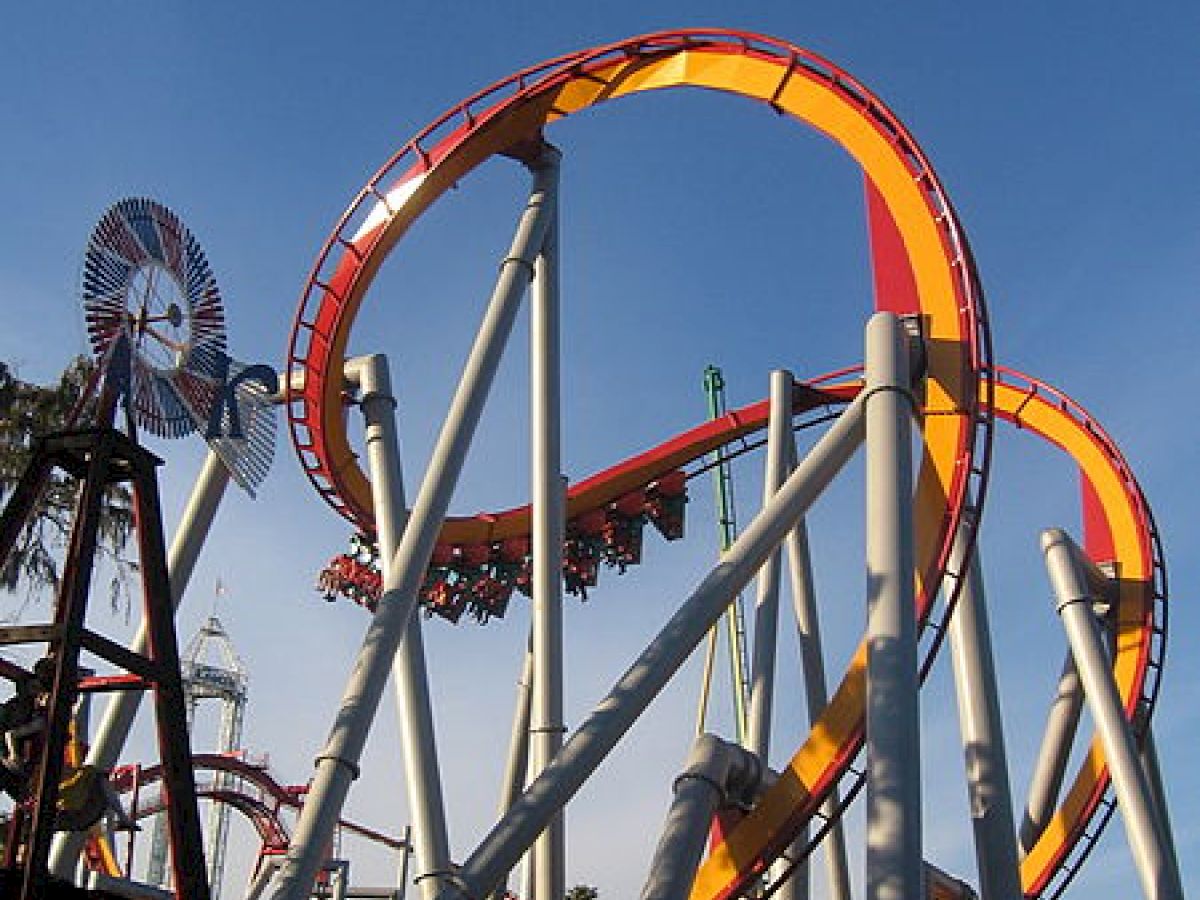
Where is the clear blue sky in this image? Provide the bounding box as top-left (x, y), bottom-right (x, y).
top-left (2, 4), bottom-right (1198, 898)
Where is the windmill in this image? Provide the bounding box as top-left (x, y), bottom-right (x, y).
top-left (0, 198), bottom-right (276, 899)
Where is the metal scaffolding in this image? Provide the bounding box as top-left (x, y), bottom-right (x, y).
top-left (147, 613), bottom-right (248, 899)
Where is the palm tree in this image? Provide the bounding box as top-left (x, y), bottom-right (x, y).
top-left (0, 356), bottom-right (134, 613)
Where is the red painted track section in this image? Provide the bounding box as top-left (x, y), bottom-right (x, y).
top-left (284, 28), bottom-right (990, 543)
top-left (91, 753), bottom-right (405, 877)
top-left (317, 379), bottom-right (856, 621)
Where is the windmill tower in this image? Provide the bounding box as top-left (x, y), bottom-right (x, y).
top-left (147, 606), bottom-right (248, 899)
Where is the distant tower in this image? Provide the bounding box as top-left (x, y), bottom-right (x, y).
top-left (146, 610), bottom-right (249, 899)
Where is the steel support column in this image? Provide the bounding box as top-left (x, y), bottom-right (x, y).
top-left (1140, 728), bottom-right (1178, 869)
top-left (756, 371), bottom-right (810, 900)
top-left (431, 390), bottom-right (867, 900)
top-left (746, 370), bottom-right (793, 760)
top-left (785, 485), bottom-right (850, 900)
top-left (1042, 528), bottom-right (1182, 899)
top-left (1019, 652), bottom-right (1083, 855)
top-left (530, 155), bottom-right (565, 900)
top-left (493, 636), bottom-right (535, 900)
top-left (863, 312), bottom-right (921, 900)
top-left (267, 150), bottom-right (560, 900)
top-left (349, 354), bottom-right (453, 900)
top-left (945, 527), bottom-right (1021, 900)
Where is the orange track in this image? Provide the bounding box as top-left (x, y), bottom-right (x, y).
top-left (320, 364), bottom-right (1159, 898)
top-left (277, 25), bottom-right (1162, 897)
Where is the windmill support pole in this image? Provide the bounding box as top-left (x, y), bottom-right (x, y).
top-left (50, 448), bottom-right (232, 879)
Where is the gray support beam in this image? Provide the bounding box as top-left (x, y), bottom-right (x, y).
top-left (530, 165), bottom-right (565, 900)
top-left (1019, 652), bottom-right (1084, 855)
top-left (50, 448), bottom-right (232, 878)
top-left (746, 370), bottom-right (793, 760)
top-left (863, 312), bottom-right (921, 900)
top-left (785, 507), bottom-right (850, 900)
top-left (493, 637), bottom-right (535, 900)
top-left (267, 151), bottom-right (560, 900)
top-left (348, 355), bottom-right (452, 900)
top-left (391, 619), bottom-right (449, 900)
top-left (1041, 528), bottom-right (1182, 899)
top-left (431, 389), bottom-right (867, 900)
top-left (945, 529), bottom-right (1022, 900)
top-left (1140, 728), bottom-right (1178, 869)
top-left (759, 371), bottom-right (811, 900)
top-left (639, 735), bottom-right (763, 900)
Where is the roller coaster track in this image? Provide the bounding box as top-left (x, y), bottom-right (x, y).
top-left (317, 366), bottom-right (1163, 898)
top-left (283, 28), bottom-right (1164, 900)
top-left (86, 754), bottom-right (405, 879)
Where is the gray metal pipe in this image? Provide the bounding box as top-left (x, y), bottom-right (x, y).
top-left (430, 389), bottom-right (867, 900)
top-left (1140, 728), bottom-right (1178, 872)
top-left (1041, 528), bottom-right (1182, 899)
top-left (746, 370), bottom-right (793, 761)
top-left (785, 508), bottom-right (849, 900)
top-left (1019, 652), bottom-right (1084, 855)
top-left (349, 354), bottom-right (453, 900)
top-left (391, 618), bottom-right (449, 900)
top-left (51, 448), bottom-right (233, 877)
top-left (945, 528), bottom-right (1022, 900)
top-left (493, 636), bottom-right (535, 900)
top-left (639, 734), bottom-right (763, 900)
top-left (530, 172), bottom-right (566, 900)
top-left (762, 373), bottom-right (810, 900)
top-left (863, 311), bottom-right (921, 900)
top-left (267, 151), bottom-right (560, 900)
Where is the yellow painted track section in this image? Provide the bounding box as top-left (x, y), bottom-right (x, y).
top-left (994, 381), bottom-right (1153, 894)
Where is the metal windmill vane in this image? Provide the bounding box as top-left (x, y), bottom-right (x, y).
top-left (81, 197), bottom-right (277, 495)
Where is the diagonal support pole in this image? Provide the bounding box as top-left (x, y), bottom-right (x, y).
top-left (431, 388), bottom-right (866, 900)
top-left (348, 354), bottom-right (453, 900)
top-left (784, 446), bottom-right (850, 900)
top-left (1042, 528), bottom-right (1182, 899)
top-left (945, 524), bottom-right (1022, 900)
top-left (267, 148), bottom-right (560, 900)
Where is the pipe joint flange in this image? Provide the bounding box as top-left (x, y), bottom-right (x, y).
top-left (858, 382), bottom-right (918, 413)
top-left (313, 752), bottom-right (361, 782)
top-left (499, 255), bottom-right (537, 277)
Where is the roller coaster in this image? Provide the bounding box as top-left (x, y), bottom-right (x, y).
top-left (0, 26), bottom-right (1183, 900)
